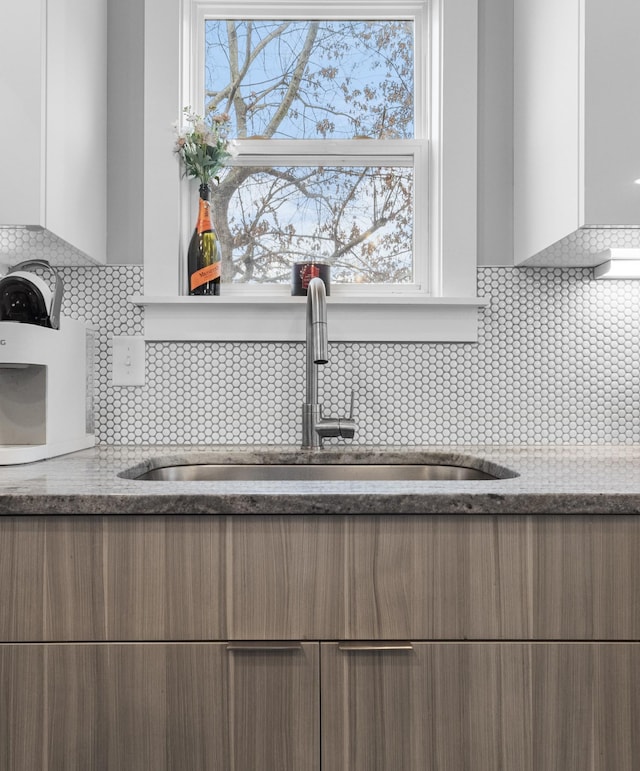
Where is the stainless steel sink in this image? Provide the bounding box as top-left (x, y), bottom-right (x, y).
top-left (132, 463), bottom-right (501, 482)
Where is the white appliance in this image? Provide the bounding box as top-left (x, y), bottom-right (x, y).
top-left (0, 261), bottom-right (95, 464)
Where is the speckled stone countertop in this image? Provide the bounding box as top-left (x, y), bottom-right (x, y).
top-left (0, 444), bottom-right (639, 514)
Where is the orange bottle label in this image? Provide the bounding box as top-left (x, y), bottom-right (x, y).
top-left (190, 262), bottom-right (221, 291)
top-left (196, 199), bottom-right (212, 234)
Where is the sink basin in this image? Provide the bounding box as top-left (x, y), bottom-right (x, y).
top-left (131, 463), bottom-right (501, 482)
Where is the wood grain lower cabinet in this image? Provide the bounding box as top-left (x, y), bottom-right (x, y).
top-left (196, 514), bottom-right (640, 641)
top-left (0, 642), bottom-right (319, 771)
top-left (2, 641), bottom-right (638, 771)
top-left (2, 516), bottom-right (640, 641)
top-left (321, 642), bottom-right (640, 771)
top-left (1, 514), bottom-right (640, 770)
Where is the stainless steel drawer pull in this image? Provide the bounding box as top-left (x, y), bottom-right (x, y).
top-left (226, 642), bottom-right (303, 652)
top-left (338, 641), bottom-right (414, 652)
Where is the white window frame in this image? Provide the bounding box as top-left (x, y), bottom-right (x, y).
top-left (138, 0), bottom-right (485, 341)
top-left (188, 5), bottom-right (427, 299)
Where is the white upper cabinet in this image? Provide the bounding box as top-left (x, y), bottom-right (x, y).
top-left (514, 0), bottom-right (640, 266)
top-left (0, 0), bottom-right (107, 265)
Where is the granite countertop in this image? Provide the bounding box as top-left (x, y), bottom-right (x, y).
top-left (0, 444), bottom-right (639, 514)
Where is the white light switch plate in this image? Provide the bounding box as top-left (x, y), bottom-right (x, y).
top-left (112, 336), bottom-right (145, 386)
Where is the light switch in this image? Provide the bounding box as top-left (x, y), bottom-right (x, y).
top-left (112, 336), bottom-right (145, 386)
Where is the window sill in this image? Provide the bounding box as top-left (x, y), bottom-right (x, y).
top-left (130, 294), bottom-right (489, 342)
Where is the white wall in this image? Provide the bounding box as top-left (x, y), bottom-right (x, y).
top-left (107, 0), bottom-right (144, 264)
top-left (477, 0), bottom-right (514, 266)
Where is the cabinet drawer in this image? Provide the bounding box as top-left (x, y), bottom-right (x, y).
top-left (1, 515), bottom-right (639, 641)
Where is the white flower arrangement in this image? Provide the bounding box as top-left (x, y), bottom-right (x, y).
top-left (173, 107), bottom-right (238, 186)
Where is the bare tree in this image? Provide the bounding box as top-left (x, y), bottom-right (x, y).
top-left (204, 20), bottom-right (414, 285)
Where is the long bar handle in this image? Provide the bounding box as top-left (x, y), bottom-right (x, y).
top-left (338, 641), bottom-right (414, 652)
top-left (226, 642), bottom-right (303, 652)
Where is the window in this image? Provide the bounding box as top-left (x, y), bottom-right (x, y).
top-left (199, 15), bottom-right (423, 293)
top-left (141, 0), bottom-right (483, 341)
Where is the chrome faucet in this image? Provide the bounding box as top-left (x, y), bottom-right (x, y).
top-left (301, 277), bottom-right (356, 448)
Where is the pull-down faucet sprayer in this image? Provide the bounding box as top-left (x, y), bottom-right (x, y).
top-left (301, 277), bottom-right (356, 449)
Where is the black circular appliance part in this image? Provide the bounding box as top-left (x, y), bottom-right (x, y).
top-left (0, 276), bottom-right (52, 327)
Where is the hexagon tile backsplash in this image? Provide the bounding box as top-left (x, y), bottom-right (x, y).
top-left (58, 265), bottom-right (640, 446)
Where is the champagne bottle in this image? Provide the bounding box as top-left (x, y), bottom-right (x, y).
top-left (188, 183), bottom-right (221, 295)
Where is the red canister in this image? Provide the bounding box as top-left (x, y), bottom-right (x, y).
top-left (291, 261), bottom-right (331, 296)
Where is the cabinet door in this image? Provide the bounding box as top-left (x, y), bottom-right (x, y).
top-left (0, 0), bottom-right (107, 261)
top-left (0, 642), bottom-right (319, 771)
top-left (321, 642), bottom-right (640, 771)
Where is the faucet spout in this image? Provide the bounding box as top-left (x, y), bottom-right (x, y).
top-left (301, 277), bottom-right (355, 449)
top-left (306, 278), bottom-right (328, 406)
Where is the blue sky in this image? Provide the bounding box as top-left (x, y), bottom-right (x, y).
top-left (205, 20), bottom-right (414, 139)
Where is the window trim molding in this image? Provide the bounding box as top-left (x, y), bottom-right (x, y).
top-left (131, 294), bottom-right (488, 342)
top-left (142, 0), bottom-right (481, 341)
